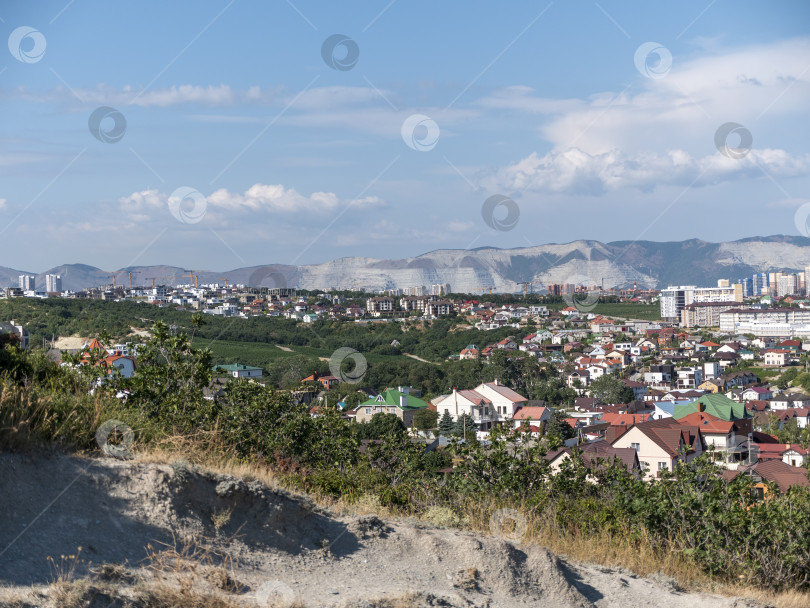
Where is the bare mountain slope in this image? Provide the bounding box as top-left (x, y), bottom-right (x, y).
top-left (4, 235), bottom-right (810, 293)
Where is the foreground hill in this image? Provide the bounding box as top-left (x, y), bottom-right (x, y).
top-left (0, 453), bottom-right (763, 608)
top-left (3, 235), bottom-right (810, 293)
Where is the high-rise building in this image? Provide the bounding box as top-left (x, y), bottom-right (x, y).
top-left (776, 274), bottom-right (798, 297)
top-left (752, 273), bottom-right (768, 296)
top-left (45, 274), bottom-right (62, 293)
top-left (18, 275), bottom-right (35, 291)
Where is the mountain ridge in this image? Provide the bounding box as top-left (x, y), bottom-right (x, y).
top-left (3, 235), bottom-right (810, 293)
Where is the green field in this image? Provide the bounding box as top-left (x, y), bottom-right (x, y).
top-left (194, 337), bottom-right (414, 370)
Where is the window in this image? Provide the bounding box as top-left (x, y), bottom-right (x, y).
top-left (631, 443), bottom-right (640, 452)
top-left (365, 408), bottom-right (372, 415)
top-left (658, 462), bottom-right (668, 471)
top-left (641, 461), bottom-right (650, 471)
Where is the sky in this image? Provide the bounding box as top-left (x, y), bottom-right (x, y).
top-left (1, 0), bottom-right (809, 273)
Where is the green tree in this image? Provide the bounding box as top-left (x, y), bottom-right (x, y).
top-left (588, 374), bottom-right (634, 404)
top-left (438, 410), bottom-right (455, 436)
top-left (544, 410), bottom-right (576, 448)
top-left (356, 413), bottom-right (406, 439)
top-left (413, 408), bottom-right (438, 432)
top-left (454, 413), bottom-right (477, 439)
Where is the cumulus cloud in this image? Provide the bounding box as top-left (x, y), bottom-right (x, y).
top-left (479, 147), bottom-right (810, 195)
top-left (477, 37), bottom-right (810, 194)
top-left (119, 183), bottom-right (380, 220)
top-left (0, 197), bottom-right (7, 211)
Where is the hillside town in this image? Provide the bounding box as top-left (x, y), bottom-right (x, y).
top-left (4, 268), bottom-right (810, 494)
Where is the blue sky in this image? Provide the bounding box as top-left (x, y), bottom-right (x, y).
top-left (1, 0), bottom-right (809, 272)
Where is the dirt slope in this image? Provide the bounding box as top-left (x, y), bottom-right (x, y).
top-left (0, 453), bottom-right (762, 608)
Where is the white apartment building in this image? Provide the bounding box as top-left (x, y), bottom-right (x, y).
top-left (18, 275), bottom-right (35, 291)
top-left (777, 274), bottom-right (798, 297)
top-left (45, 274), bottom-right (62, 293)
top-left (660, 284), bottom-right (742, 321)
top-left (719, 308), bottom-right (810, 336)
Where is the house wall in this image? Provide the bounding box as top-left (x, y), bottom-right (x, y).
top-left (611, 426), bottom-right (673, 481)
top-left (355, 404), bottom-right (404, 424)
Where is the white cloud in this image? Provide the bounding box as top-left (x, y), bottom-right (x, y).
top-left (119, 183), bottom-right (380, 219)
top-left (479, 147), bottom-right (810, 195)
top-left (478, 37), bottom-right (810, 194)
top-left (208, 184), bottom-right (339, 212)
top-left (0, 197), bottom-right (6, 210)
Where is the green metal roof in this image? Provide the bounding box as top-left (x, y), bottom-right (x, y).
top-left (674, 393), bottom-right (751, 421)
top-left (359, 389), bottom-right (429, 410)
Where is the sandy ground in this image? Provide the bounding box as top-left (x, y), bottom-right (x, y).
top-left (51, 336), bottom-right (88, 350)
top-left (403, 353), bottom-right (437, 365)
top-left (0, 453), bottom-right (764, 608)
top-left (275, 345), bottom-right (294, 352)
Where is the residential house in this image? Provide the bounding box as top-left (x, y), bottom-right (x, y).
top-left (742, 386), bottom-right (773, 402)
top-left (214, 363), bottom-right (263, 379)
top-left (512, 405), bottom-right (551, 429)
top-left (459, 345), bottom-right (479, 360)
top-left (763, 350), bottom-right (790, 367)
top-left (355, 389), bottom-right (429, 428)
top-left (727, 460), bottom-right (810, 492)
top-left (301, 372), bottom-right (341, 390)
top-left (770, 392), bottom-right (810, 410)
top-left (546, 440), bottom-right (640, 476)
top-left (610, 418), bottom-right (706, 480)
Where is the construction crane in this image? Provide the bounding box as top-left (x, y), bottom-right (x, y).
top-left (182, 271), bottom-right (198, 288)
top-left (106, 273), bottom-right (120, 288)
top-left (520, 280), bottom-right (545, 297)
top-left (219, 278), bottom-right (229, 288)
top-left (475, 287), bottom-right (493, 294)
top-left (128, 272), bottom-right (133, 289)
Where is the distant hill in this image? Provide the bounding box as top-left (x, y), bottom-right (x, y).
top-left (3, 235), bottom-right (810, 293)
